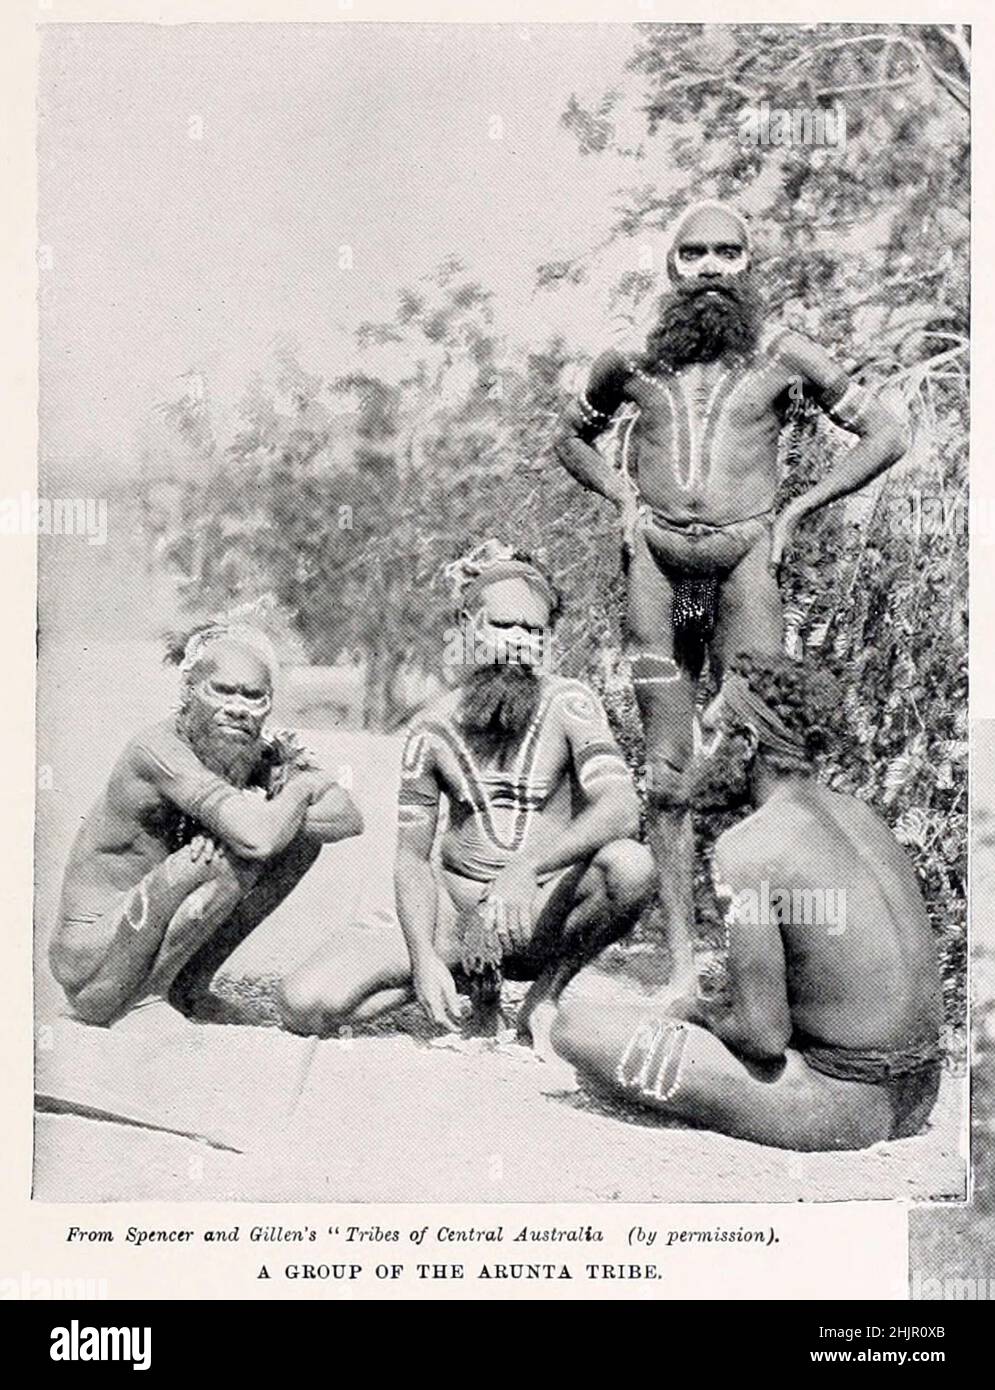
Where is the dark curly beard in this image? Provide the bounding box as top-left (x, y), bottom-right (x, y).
top-left (642, 276), bottom-right (762, 373)
top-left (457, 665), bottom-right (542, 766)
top-left (176, 706), bottom-right (263, 789)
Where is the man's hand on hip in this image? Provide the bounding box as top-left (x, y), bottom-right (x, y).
top-left (620, 491), bottom-right (642, 556)
top-left (768, 506), bottom-right (802, 574)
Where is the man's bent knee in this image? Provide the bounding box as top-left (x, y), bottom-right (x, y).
top-left (49, 933), bottom-right (104, 997)
top-left (644, 757), bottom-right (686, 812)
top-left (276, 969), bottom-right (351, 1037)
top-left (550, 995), bottom-right (591, 1069)
top-left (49, 930), bottom-right (138, 1025)
top-left (595, 840), bottom-right (655, 911)
top-left (275, 974), bottom-right (323, 1035)
top-left (628, 649), bottom-right (683, 688)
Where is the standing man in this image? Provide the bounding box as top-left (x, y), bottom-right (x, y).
top-left (50, 620), bottom-right (363, 1025)
top-left (278, 540), bottom-right (654, 1044)
top-left (550, 652), bottom-right (943, 1152)
top-left (553, 200), bottom-right (908, 972)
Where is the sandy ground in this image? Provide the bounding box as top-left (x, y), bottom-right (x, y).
top-left (35, 996), bottom-right (965, 1204)
top-left (34, 1068), bottom-right (965, 1206)
top-left (33, 638), bottom-right (968, 1206)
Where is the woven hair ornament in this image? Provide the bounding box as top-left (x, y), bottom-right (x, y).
top-left (177, 596), bottom-right (281, 695)
top-left (441, 538), bottom-right (556, 613)
top-left (720, 673), bottom-right (810, 773)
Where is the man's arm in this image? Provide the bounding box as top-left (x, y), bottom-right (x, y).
top-left (775, 334), bottom-right (908, 548)
top-left (553, 349), bottom-right (633, 507)
top-left (394, 727), bottom-right (441, 970)
top-left (394, 726), bottom-right (461, 1027)
top-left (133, 725), bottom-right (331, 861)
top-left (527, 685), bottom-right (641, 879)
top-left (303, 782), bottom-right (364, 842)
top-left (696, 845), bottom-right (793, 1062)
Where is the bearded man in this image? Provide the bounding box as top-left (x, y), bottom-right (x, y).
top-left (49, 620), bottom-right (363, 1025)
top-left (553, 200), bottom-right (909, 972)
top-left (550, 652), bottom-right (943, 1151)
top-left (277, 540), bottom-right (654, 1044)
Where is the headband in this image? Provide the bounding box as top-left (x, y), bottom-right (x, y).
top-left (179, 622), bottom-right (280, 690)
top-left (442, 540), bottom-right (556, 612)
top-left (721, 673), bottom-right (809, 771)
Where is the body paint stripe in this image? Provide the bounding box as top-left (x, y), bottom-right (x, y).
top-left (616, 1019), bottom-right (659, 1087)
top-left (419, 687), bottom-right (556, 853)
top-left (668, 378), bottom-right (693, 489)
top-left (699, 367), bottom-right (742, 487)
top-left (579, 756), bottom-right (630, 789)
top-left (574, 740), bottom-right (625, 771)
top-left (827, 381), bottom-right (873, 431)
top-left (650, 1023), bottom-right (689, 1101)
top-left (615, 1018), bottom-right (689, 1102)
top-left (125, 880), bottom-right (150, 933)
top-left (416, 682), bottom-right (609, 856)
top-left (619, 411), bottom-right (640, 495)
top-left (761, 326), bottom-right (793, 362)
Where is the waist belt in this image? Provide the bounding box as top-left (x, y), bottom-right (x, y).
top-left (639, 505), bottom-right (773, 538)
top-left (796, 1033), bottom-right (941, 1084)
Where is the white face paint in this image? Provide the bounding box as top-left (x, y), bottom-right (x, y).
top-left (465, 576), bottom-right (552, 669)
top-left (188, 642), bottom-right (273, 744)
top-left (669, 207), bottom-right (751, 285)
top-left (197, 675), bottom-right (272, 720)
top-left (672, 244), bottom-right (750, 281)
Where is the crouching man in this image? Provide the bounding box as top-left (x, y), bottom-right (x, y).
top-left (278, 540), bottom-right (654, 1044)
top-left (551, 652), bottom-right (943, 1150)
top-left (49, 619), bottom-right (363, 1025)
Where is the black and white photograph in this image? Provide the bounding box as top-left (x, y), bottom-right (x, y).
top-left (25, 16), bottom-right (972, 1225)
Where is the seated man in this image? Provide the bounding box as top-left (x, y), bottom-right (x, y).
top-left (49, 619), bottom-right (363, 1025)
top-left (551, 652), bottom-right (943, 1151)
top-left (278, 540), bottom-right (654, 1043)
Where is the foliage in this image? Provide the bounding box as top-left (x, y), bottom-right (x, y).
top-left (548, 21), bottom-right (969, 1033)
top-left (145, 23), bottom-right (969, 1031)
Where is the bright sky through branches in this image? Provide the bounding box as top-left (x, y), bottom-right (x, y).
top-left (39, 22), bottom-right (644, 480)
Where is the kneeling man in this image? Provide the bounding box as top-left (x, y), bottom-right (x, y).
top-left (50, 620), bottom-right (363, 1025)
top-left (551, 652), bottom-right (943, 1150)
top-left (278, 540), bottom-right (654, 1041)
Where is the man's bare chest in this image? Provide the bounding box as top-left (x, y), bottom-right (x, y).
top-left (430, 721), bottom-right (571, 817)
top-left (627, 358), bottom-right (787, 432)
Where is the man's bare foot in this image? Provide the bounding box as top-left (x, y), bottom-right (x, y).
top-left (515, 973), bottom-right (552, 1048)
top-left (523, 999), bottom-right (559, 1063)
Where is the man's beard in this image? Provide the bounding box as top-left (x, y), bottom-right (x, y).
top-left (457, 664), bottom-right (542, 765)
top-left (177, 706), bottom-right (263, 788)
top-left (684, 732), bottom-right (754, 812)
top-left (642, 276), bottom-right (762, 373)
